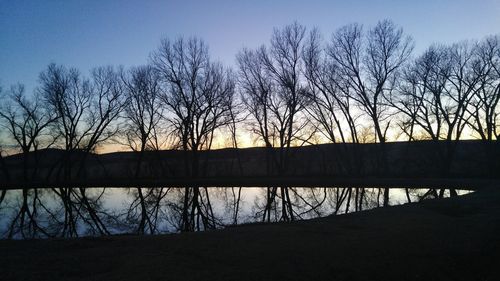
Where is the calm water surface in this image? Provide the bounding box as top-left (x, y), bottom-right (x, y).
top-left (0, 187), bottom-right (471, 239)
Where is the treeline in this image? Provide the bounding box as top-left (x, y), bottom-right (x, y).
top-left (1, 21), bottom-right (499, 154)
top-left (0, 20), bottom-right (499, 236)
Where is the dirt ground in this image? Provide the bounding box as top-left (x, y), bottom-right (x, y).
top-left (1, 188), bottom-right (499, 281)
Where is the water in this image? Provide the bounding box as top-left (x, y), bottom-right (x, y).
top-left (0, 187), bottom-right (471, 239)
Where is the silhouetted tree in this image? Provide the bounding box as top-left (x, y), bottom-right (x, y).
top-left (389, 45), bottom-right (449, 141)
top-left (39, 63), bottom-right (125, 236)
top-left (0, 84), bottom-right (57, 155)
top-left (466, 36), bottom-right (500, 141)
top-left (328, 20), bottom-right (413, 206)
top-left (303, 28), bottom-right (359, 144)
top-left (238, 22), bottom-right (313, 222)
top-left (121, 65), bottom-right (164, 152)
top-left (0, 84), bottom-right (57, 238)
top-left (442, 42), bottom-right (481, 142)
top-left (303, 28), bottom-right (370, 206)
top-left (121, 65), bottom-right (167, 234)
top-left (391, 41), bottom-right (487, 196)
top-left (152, 37), bottom-right (235, 231)
top-left (329, 20), bottom-right (413, 144)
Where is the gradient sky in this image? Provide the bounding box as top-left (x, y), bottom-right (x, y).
top-left (1, 0), bottom-right (500, 94)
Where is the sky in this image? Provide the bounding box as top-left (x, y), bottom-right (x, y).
top-left (1, 0), bottom-right (500, 95)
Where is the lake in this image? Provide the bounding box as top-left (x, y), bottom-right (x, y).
top-left (0, 187), bottom-right (471, 239)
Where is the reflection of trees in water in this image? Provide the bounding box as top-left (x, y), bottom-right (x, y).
top-left (253, 188), bottom-right (327, 222)
top-left (3, 188), bottom-right (53, 239)
top-left (124, 187), bottom-right (170, 234)
top-left (1, 188), bottom-right (114, 238)
top-left (0, 187), bottom-right (464, 239)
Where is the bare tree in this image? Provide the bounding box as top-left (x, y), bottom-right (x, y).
top-left (302, 28), bottom-right (370, 204)
top-left (467, 36), bottom-right (500, 141)
top-left (328, 20), bottom-right (413, 206)
top-left (390, 41), bottom-right (486, 197)
top-left (237, 48), bottom-right (278, 222)
top-left (329, 20), bottom-right (413, 144)
top-left (80, 66), bottom-right (125, 154)
top-left (39, 64), bottom-right (91, 153)
top-left (425, 42), bottom-right (482, 195)
top-left (121, 65), bottom-right (164, 152)
top-left (442, 42), bottom-right (482, 142)
top-left (121, 65), bottom-right (167, 234)
top-left (151, 37), bottom-right (235, 231)
top-left (389, 45), bottom-right (450, 141)
top-left (303, 28), bottom-right (359, 144)
top-left (303, 28), bottom-right (368, 180)
top-left (0, 84), bottom-right (57, 154)
top-left (40, 64), bottom-right (125, 154)
top-left (0, 84), bottom-right (57, 238)
top-left (39, 63), bottom-right (125, 237)
top-left (238, 22), bottom-right (314, 222)
top-left (39, 64), bottom-right (88, 237)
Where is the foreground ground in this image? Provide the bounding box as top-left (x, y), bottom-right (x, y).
top-left (1, 188), bottom-right (499, 281)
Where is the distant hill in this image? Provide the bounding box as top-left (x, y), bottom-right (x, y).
top-left (1, 140), bottom-right (499, 189)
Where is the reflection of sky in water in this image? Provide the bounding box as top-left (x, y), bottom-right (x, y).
top-left (0, 188), bottom-right (472, 239)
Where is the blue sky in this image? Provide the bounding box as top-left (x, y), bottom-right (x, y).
top-left (1, 0), bottom-right (500, 94)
